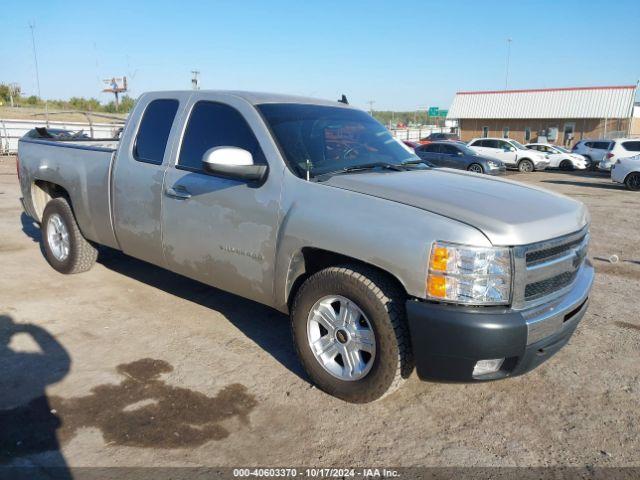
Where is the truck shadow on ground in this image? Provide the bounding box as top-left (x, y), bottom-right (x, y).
top-left (19, 212), bottom-right (306, 382)
top-left (96, 247), bottom-right (307, 381)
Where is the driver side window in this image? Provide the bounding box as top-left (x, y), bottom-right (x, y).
top-left (178, 101), bottom-right (266, 172)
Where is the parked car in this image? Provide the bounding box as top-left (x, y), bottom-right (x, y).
top-left (571, 139), bottom-right (612, 167)
top-left (415, 141), bottom-right (506, 175)
top-left (525, 143), bottom-right (588, 170)
top-left (418, 132), bottom-right (459, 144)
top-left (598, 138), bottom-right (640, 171)
top-left (468, 138), bottom-right (549, 172)
top-left (17, 90), bottom-right (594, 402)
top-left (611, 154), bottom-right (640, 190)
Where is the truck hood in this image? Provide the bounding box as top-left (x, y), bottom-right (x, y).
top-left (324, 169), bottom-right (588, 245)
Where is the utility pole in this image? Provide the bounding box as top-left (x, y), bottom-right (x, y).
top-left (367, 100), bottom-right (375, 115)
top-left (505, 37), bottom-right (512, 90)
top-left (191, 70), bottom-right (200, 90)
top-left (29, 21), bottom-right (48, 125)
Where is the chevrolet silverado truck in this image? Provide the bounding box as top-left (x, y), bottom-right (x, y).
top-left (17, 91), bottom-right (594, 402)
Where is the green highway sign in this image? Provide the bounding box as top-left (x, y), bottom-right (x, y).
top-left (428, 107), bottom-right (448, 117)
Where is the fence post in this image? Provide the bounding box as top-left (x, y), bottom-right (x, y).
top-left (83, 113), bottom-right (95, 138)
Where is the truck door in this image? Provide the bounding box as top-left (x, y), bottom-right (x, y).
top-left (112, 94), bottom-right (189, 265)
top-left (161, 96), bottom-right (281, 306)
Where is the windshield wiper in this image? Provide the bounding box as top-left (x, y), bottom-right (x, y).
top-left (315, 162), bottom-right (406, 180)
top-left (400, 158), bottom-right (428, 166)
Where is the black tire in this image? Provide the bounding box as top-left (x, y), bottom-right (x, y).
top-left (625, 172), bottom-right (640, 191)
top-left (291, 265), bottom-right (413, 403)
top-left (559, 160), bottom-right (573, 171)
top-left (41, 197), bottom-right (98, 274)
top-left (517, 159), bottom-right (534, 173)
top-left (583, 155), bottom-right (595, 170)
top-left (467, 163), bottom-right (484, 174)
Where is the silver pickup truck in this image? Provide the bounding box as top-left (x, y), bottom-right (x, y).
top-left (17, 91), bottom-right (594, 402)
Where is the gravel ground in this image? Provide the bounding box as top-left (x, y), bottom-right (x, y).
top-left (0, 155), bottom-right (638, 469)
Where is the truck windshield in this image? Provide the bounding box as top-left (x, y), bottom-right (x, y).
top-left (258, 103), bottom-right (420, 178)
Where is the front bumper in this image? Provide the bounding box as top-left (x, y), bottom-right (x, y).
top-left (406, 261), bottom-right (594, 382)
top-left (487, 165), bottom-right (507, 175)
top-left (534, 160), bottom-right (550, 171)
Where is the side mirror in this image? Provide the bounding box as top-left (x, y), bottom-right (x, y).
top-left (202, 147), bottom-right (267, 182)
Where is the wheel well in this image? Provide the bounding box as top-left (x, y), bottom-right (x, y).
top-left (31, 180), bottom-right (70, 221)
top-left (286, 247), bottom-right (407, 310)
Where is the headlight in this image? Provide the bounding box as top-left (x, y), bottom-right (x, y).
top-left (487, 160), bottom-right (499, 168)
top-left (427, 241), bottom-right (512, 305)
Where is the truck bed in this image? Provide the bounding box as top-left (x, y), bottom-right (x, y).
top-left (18, 137), bottom-right (121, 249)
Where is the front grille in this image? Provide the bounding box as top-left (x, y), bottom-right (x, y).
top-left (525, 270), bottom-right (579, 300)
top-left (526, 234), bottom-right (586, 266)
top-left (512, 227), bottom-right (589, 309)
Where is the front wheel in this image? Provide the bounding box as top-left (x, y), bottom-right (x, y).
top-left (559, 160), bottom-right (573, 171)
top-left (625, 172), bottom-right (640, 191)
top-left (291, 265), bottom-right (413, 403)
top-left (467, 163), bottom-right (484, 174)
top-left (518, 159), bottom-right (534, 173)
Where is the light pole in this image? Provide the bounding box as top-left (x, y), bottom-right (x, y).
top-left (28, 22), bottom-right (48, 124)
top-left (505, 37), bottom-right (512, 90)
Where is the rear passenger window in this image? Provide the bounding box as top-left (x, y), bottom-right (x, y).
top-left (178, 101), bottom-right (266, 171)
top-left (134, 99), bottom-right (179, 165)
top-left (622, 141), bottom-right (640, 152)
top-left (594, 142), bottom-right (611, 150)
top-left (420, 144), bottom-right (438, 152)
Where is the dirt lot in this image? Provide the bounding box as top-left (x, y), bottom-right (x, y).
top-left (0, 155), bottom-right (639, 469)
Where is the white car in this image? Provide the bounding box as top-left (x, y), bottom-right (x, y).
top-left (611, 154), bottom-right (640, 191)
top-left (571, 139), bottom-right (612, 166)
top-left (467, 138), bottom-right (549, 172)
top-left (598, 138), bottom-right (640, 171)
top-left (525, 143), bottom-right (588, 170)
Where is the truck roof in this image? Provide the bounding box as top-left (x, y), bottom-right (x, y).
top-left (142, 90), bottom-right (349, 108)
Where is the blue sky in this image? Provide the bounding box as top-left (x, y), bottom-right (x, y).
top-left (2, 0), bottom-right (639, 111)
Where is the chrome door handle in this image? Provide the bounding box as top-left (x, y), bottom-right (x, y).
top-left (165, 186), bottom-right (192, 199)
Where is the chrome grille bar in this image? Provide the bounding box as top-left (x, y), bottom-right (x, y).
top-left (512, 226), bottom-right (589, 310)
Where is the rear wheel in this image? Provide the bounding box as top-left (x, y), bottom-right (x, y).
top-left (559, 160), bottom-right (573, 171)
top-left (291, 265), bottom-right (413, 403)
top-left (41, 198), bottom-right (98, 274)
top-left (518, 159), bottom-right (534, 173)
top-left (467, 163), bottom-right (484, 174)
top-left (625, 172), bottom-right (640, 191)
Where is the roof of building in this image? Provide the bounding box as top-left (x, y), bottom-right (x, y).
top-left (447, 85), bottom-right (637, 119)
